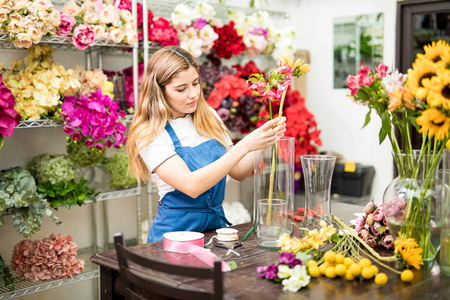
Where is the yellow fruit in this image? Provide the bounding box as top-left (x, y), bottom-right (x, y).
top-left (343, 257), bottom-right (355, 268)
top-left (370, 265), bottom-right (379, 275)
top-left (401, 269), bottom-right (414, 282)
top-left (349, 263), bottom-right (362, 277)
top-left (309, 266), bottom-right (321, 278)
top-left (359, 258), bottom-right (372, 269)
top-left (335, 253), bottom-right (345, 265)
top-left (324, 251), bottom-right (336, 264)
top-left (344, 270), bottom-right (355, 281)
top-left (335, 264), bottom-right (347, 277)
top-left (325, 267), bottom-right (337, 279)
top-left (361, 267), bottom-right (374, 279)
top-left (307, 260), bottom-right (318, 269)
top-left (375, 273), bottom-right (388, 285)
top-left (319, 263), bottom-right (328, 275)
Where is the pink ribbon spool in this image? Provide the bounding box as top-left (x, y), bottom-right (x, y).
top-left (163, 231), bottom-right (231, 272)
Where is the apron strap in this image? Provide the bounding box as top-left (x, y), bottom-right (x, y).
top-left (164, 123), bottom-right (182, 151)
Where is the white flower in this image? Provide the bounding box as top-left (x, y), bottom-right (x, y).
top-left (63, 0), bottom-right (82, 17)
top-left (194, 1), bottom-right (215, 22)
top-left (382, 68), bottom-right (407, 93)
top-left (180, 38), bottom-right (203, 58)
top-left (281, 265), bottom-right (310, 292)
top-left (171, 4), bottom-right (194, 28)
top-left (277, 265), bottom-right (292, 279)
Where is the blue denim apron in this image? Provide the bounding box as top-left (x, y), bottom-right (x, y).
top-left (147, 123), bottom-right (232, 242)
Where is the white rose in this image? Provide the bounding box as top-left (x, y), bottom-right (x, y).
top-left (12, 0), bottom-right (27, 10)
top-left (41, 22), bottom-right (53, 34)
top-left (9, 12), bottom-right (23, 24)
top-left (37, 10), bottom-right (50, 23)
top-left (23, 15), bottom-right (39, 28)
top-left (125, 30), bottom-right (136, 45)
top-left (13, 33), bottom-right (33, 48)
top-left (108, 27), bottom-right (125, 44)
top-left (120, 9), bottom-right (132, 23)
top-left (0, 11), bottom-right (8, 23)
top-left (7, 19), bottom-right (22, 33)
top-left (63, 0), bottom-right (82, 17)
top-left (92, 24), bottom-right (105, 39)
top-left (124, 22), bottom-right (135, 32)
top-left (0, 0), bottom-right (7, 6)
top-left (84, 11), bottom-right (99, 24)
top-left (34, 0), bottom-right (52, 12)
top-left (49, 10), bottom-right (60, 27)
top-left (27, 26), bottom-right (43, 43)
top-left (98, 4), bottom-right (116, 24)
top-left (81, 1), bottom-right (96, 13)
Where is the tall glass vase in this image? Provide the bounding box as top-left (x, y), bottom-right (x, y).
top-left (383, 150), bottom-right (444, 261)
top-left (300, 155), bottom-right (336, 235)
top-left (254, 137), bottom-right (295, 249)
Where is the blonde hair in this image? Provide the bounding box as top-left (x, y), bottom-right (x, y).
top-left (127, 46), bottom-right (230, 183)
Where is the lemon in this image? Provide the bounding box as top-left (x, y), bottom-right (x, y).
top-left (308, 266), bottom-right (321, 278)
top-left (324, 251), bottom-right (336, 264)
top-left (335, 253), bottom-right (345, 265)
top-left (359, 258), bottom-right (372, 269)
top-left (349, 263), bottom-right (361, 277)
top-left (343, 257), bottom-right (355, 268)
top-left (344, 270), bottom-right (355, 281)
top-left (307, 260), bottom-right (318, 269)
top-left (370, 265), bottom-right (379, 275)
top-left (325, 267), bottom-right (337, 279)
top-left (401, 269), bottom-right (414, 282)
top-left (375, 273), bottom-right (388, 285)
top-left (361, 267), bottom-right (374, 279)
top-left (335, 264), bottom-right (347, 277)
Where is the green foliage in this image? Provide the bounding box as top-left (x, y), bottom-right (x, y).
top-left (38, 177), bottom-right (98, 209)
top-left (0, 254), bottom-right (14, 291)
top-left (103, 153), bottom-right (137, 190)
top-left (67, 140), bottom-right (106, 167)
top-left (26, 154), bottom-right (78, 185)
top-left (0, 167), bottom-right (58, 237)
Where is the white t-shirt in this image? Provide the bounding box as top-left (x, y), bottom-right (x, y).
top-left (140, 109), bottom-right (232, 201)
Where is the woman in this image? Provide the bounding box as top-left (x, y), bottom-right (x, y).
top-left (127, 46), bottom-right (286, 242)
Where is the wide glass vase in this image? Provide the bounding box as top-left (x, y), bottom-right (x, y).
top-left (253, 137), bottom-right (295, 249)
top-left (383, 151), bottom-right (444, 261)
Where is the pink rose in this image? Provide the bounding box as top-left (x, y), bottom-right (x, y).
top-left (372, 206), bottom-right (385, 222)
top-left (364, 202), bottom-right (375, 214)
top-left (381, 235), bottom-right (394, 249)
top-left (358, 228), bottom-right (369, 240)
top-left (365, 236), bottom-right (377, 248)
top-left (355, 215), bottom-right (365, 232)
top-left (72, 25), bottom-right (95, 50)
top-left (370, 222), bottom-right (382, 236)
top-left (57, 13), bottom-right (76, 36)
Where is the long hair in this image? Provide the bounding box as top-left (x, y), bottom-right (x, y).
top-left (127, 46), bottom-right (230, 183)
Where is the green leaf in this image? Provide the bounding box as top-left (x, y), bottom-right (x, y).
top-left (229, 261), bottom-right (237, 270)
top-left (362, 110), bottom-right (372, 128)
top-left (330, 233), bottom-right (340, 243)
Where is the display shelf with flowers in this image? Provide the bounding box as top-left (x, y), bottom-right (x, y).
top-left (346, 40), bottom-right (450, 261)
top-left (0, 74), bottom-right (20, 151)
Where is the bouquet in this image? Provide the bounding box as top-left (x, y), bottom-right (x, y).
top-left (0, 0), bottom-right (60, 48)
top-left (11, 234), bottom-right (84, 282)
top-left (171, 0), bottom-right (219, 57)
top-left (0, 73), bottom-right (20, 151)
top-left (346, 40), bottom-right (450, 260)
top-left (354, 201), bottom-right (394, 249)
top-left (1, 45), bottom-right (81, 120)
top-left (61, 89), bottom-right (127, 167)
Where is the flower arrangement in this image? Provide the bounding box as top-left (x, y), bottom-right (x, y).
top-left (61, 89), bottom-right (127, 167)
top-left (71, 65), bottom-right (114, 98)
top-left (354, 201), bottom-right (394, 249)
top-left (0, 74), bottom-right (20, 151)
top-left (2, 45), bottom-right (80, 120)
top-left (0, 0), bottom-right (60, 48)
top-left (102, 152), bottom-right (137, 190)
top-left (346, 40), bottom-right (450, 260)
top-left (0, 167), bottom-right (60, 238)
top-left (26, 153), bottom-right (78, 184)
top-left (11, 233), bottom-right (84, 282)
top-left (256, 251), bottom-right (310, 292)
top-left (61, 0), bottom-right (137, 49)
top-left (171, 1), bottom-right (219, 57)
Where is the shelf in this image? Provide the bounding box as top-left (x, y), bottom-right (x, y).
top-left (15, 114), bottom-right (134, 129)
top-left (0, 247), bottom-right (100, 300)
top-left (88, 186), bottom-right (141, 203)
top-left (0, 34), bottom-right (135, 51)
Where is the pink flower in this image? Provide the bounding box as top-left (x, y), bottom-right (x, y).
top-left (346, 75), bottom-right (360, 96)
top-left (72, 25), bottom-right (95, 50)
top-left (357, 66), bottom-right (374, 87)
top-left (364, 202), bottom-right (375, 214)
top-left (193, 18), bottom-right (206, 30)
top-left (381, 235), bottom-right (394, 249)
top-left (365, 236), bottom-right (377, 248)
top-left (117, 0), bottom-right (131, 10)
top-left (365, 214), bottom-right (374, 226)
top-left (355, 215), bottom-right (365, 232)
top-left (372, 206), bottom-right (385, 222)
top-left (0, 74), bottom-right (21, 137)
top-left (375, 64), bottom-right (389, 79)
top-left (370, 222), bottom-right (382, 236)
top-left (72, 132), bottom-right (81, 141)
top-left (57, 13), bottom-right (76, 36)
top-left (358, 228), bottom-right (369, 240)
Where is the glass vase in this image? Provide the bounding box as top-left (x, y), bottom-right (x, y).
top-left (253, 137), bottom-right (295, 249)
top-left (383, 151), bottom-right (444, 261)
top-left (300, 155), bottom-right (336, 235)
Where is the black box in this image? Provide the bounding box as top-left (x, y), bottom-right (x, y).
top-left (331, 163), bottom-right (375, 197)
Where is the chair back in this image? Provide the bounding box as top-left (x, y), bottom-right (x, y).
top-left (113, 232), bottom-right (223, 300)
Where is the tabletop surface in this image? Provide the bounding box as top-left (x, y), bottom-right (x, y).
top-left (91, 201), bottom-right (450, 300)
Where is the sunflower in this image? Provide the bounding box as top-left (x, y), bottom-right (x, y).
top-left (418, 40), bottom-right (450, 65)
top-left (407, 56), bottom-right (439, 99)
top-left (416, 107), bottom-right (450, 140)
top-left (423, 68), bottom-right (450, 109)
top-left (399, 246), bottom-right (424, 269)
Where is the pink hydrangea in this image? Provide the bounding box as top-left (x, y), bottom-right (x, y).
top-left (11, 234), bottom-right (85, 282)
top-left (72, 25), bottom-right (95, 50)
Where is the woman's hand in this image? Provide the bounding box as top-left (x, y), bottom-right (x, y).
top-left (238, 117), bottom-right (287, 153)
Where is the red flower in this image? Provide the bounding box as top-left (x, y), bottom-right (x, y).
top-left (212, 21), bottom-right (246, 59)
top-left (207, 89), bottom-right (227, 109)
top-left (233, 60), bottom-right (265, 79)
top-left (149, 17), bottom-right (179, 46)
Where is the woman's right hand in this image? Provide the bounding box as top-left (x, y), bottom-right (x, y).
top-left (238, 117), bottom-right (287, 153)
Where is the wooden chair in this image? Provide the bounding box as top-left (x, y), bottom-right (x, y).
top-left (113, 232), bottom-right (223, 300)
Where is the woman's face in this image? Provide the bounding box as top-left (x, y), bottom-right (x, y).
top-left (164, 65), bottom-right (201, 118)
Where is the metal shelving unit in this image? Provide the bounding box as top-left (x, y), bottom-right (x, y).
top-left (14, 114), bottom-right (134, 129)
top-left (0, 247), bottom-right (100, 300)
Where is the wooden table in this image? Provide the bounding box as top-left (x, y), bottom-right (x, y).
top-left (91, 202), bottom-right (450, 299)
